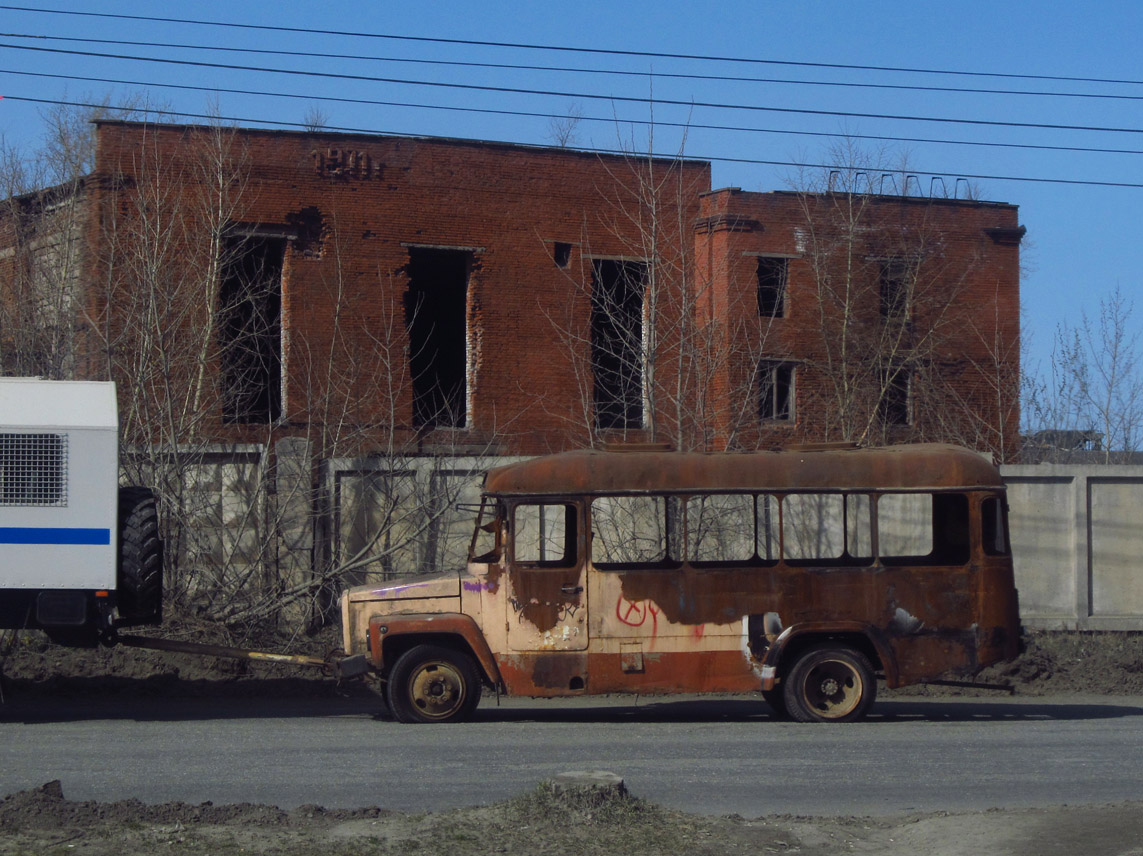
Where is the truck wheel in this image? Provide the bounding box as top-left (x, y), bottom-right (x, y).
top-left (386, 644), bottom-right (481, 723)
top-left (782, 644), bottom-right (876, 723)
top-left (116, 487), bottom-right (163, 627)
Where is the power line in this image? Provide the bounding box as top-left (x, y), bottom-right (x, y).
top-left (5, 41), bottom-right (1143, 137)
top-left (5, 30), bottom-right (1143, 103)
top-left (4, 3), bottom-right (1143, 89)
top-left (8, 67), bottom-right (1143, 158)
top-left (7, 94), bottom-right (1143, 190)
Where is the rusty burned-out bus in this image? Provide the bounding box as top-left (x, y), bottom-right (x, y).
top-left (340, 443), bottom-right (1020, 723)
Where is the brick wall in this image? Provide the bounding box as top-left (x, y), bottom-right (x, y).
top-left (696, 187), bottom-right (1023, 459)
top-left (86, 122), bottom-right (711, 456)
top-left (78, 122), bottom-right (1021, 459)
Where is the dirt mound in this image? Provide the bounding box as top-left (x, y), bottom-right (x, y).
top-left (3, 779), bottom-right (1142, 856)
top-left (885, 631), bottom-right (1143, 697)
top-left (0, 618), bottom-right (368, 699)
top-left (981, 631), bottom-right (1143, 695)
top-left (0, 779), bottom-right (397, 829)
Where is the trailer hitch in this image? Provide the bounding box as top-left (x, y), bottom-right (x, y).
top-left (113, 634), bottom-right (372, 680)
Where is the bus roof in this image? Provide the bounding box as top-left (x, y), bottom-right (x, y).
top-left (483, 443), bottom-right (1003, 496)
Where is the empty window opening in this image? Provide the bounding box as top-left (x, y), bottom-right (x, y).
top-left (404, 247), bottom-right (471, 429)
top-left (757, 257), bottom-right (787, 317)
top-left (759, 361), bottom-right (794, 421)
top-left (879, 365), bottom-right (911, 426)
top-left (553, 242), bottom-right (572, 268)
top-left (879, 492), bottom-right (969, 566)
top-left (981, 496), bottom-right (1010, 556)
top-left (781, 493), bottom-right (872, 564)
top-left (686, 493), bottom-right (755, 563)
top-left (879, 258), bottom-right (910, 320)
top-left (219, 234), bottom-right (284, 424)
top-left (591, 259), bottom-right (646, 430)
top-left (590, 494), bottom-right (675, 567)
top-left (513, 503), bottom-right (577, 567)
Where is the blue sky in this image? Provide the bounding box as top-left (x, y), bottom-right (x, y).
top-left (2, 1), bottom-right (1141, 404)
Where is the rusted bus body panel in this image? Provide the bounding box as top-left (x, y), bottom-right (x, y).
top-left (474, 443), bottom-right (1020, 697)
top-left (341, 573), bottom-right (465, 658)
top-left (339, 443), bottom-right (1020, 706)
top-left (483, 559), bottom-right (1016, 696)
top-left (496, 650), bottom-right (762, 695)
top-left (365, 613), bottom-right (502, 688)
top-left (482, 443), bottom-right (1004, 496)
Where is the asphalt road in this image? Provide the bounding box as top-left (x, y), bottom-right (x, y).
top-left (2, 692), bottom-right (1142, 817)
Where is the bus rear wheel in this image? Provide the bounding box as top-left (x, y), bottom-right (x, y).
top-left (783, 644), bottom-right (876, 723)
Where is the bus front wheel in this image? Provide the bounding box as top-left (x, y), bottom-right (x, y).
top-left (783, 644), bottom-right (876, 723)
top-left (385, 644), bottom-right (482, 723)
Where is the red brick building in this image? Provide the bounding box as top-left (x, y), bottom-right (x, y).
top-left (695, 187), bottom-right (1023, 456)
top-left (9, 121), bottom-right (1024, 460)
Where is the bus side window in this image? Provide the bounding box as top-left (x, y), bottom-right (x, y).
top-left (782, 493), bottom-right (846, 561)
top-left (879, 493), bottom-right (969, 565)
top-left (757, 494), bottom-right (778, 561)
top-left (686, 493), bottom-right (755, 564)
top-left (590, 495), bottom-right (672, 567)
top-left (780, 493), bottom-right (872, 564)
top-left (931, 494), bottom-right (970, 564)
top-left (846, 494), bottom-right (873, 561)
top-left (878, 494), bottom-right (932, 561)
top-left (513, 503), bottom-right (577, 567)
top-left (981, 496), bottom-right (1009, 556)
top-left (471, 498), bottom-right (503, 562)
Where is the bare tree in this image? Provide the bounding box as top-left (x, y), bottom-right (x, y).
top-left (1024, 285), bottom-right (1143, 462)
top-left (539, 120), bottom-right (770, 453)
top-left (0, 137), bottom-right (67, 377)
top-left (88, 120), bottom-right (262, 618)
top-left (0, 96), bottom-right (167, 379)
top-left (789, 145), bottom-right (1005, 450)
top-left (301, 104), bottom-right (330, 134)
top-left (89, 135), bottom-right (505, 631)
top-left (547, 104), bottom-right (584, 148)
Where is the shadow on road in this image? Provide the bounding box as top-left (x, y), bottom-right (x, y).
top-left (4, 677), bottom-right (1141, 724)
top-left (0, 676), bottom-right (383, 723)
top-left (477, 696), bottom-right (1143, 724)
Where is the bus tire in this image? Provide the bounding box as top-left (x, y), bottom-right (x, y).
top-left (116, 487), bottom-right (163, 627)
top-left (386, 644), bottom-right (482, 724)
top-left (783, 644), bottom-right (876, 723)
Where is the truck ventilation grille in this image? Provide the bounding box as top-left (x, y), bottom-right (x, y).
top-left (0, 433), bottom-right (68, 506)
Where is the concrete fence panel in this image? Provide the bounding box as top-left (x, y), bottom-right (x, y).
top-left (1003, 464), bottom-right (1143, 630)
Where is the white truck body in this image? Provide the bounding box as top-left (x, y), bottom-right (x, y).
top-left (0, 378), bottom-right (119, 591)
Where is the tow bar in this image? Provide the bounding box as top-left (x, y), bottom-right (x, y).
top-left (114, 634), bottom-right (372, 680)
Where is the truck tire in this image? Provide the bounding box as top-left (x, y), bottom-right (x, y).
top-left (116, 487), bottom-right (163, 627)
top-left (385, 644), bottom-right (482, 723)
top-left (782, 644), bottom-right (876, 723)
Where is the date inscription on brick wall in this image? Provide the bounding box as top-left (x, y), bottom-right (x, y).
top-left (311, 148), bottom-right (384, 180)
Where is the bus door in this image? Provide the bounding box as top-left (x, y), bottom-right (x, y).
top-left (504, 501), bottom-right (587, 652)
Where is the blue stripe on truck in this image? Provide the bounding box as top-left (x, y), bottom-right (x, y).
top-left (0, 527), bottom-right (112, 545)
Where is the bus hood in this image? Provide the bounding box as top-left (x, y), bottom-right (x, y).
top-left (343, 572), bottom-right (461, 605)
